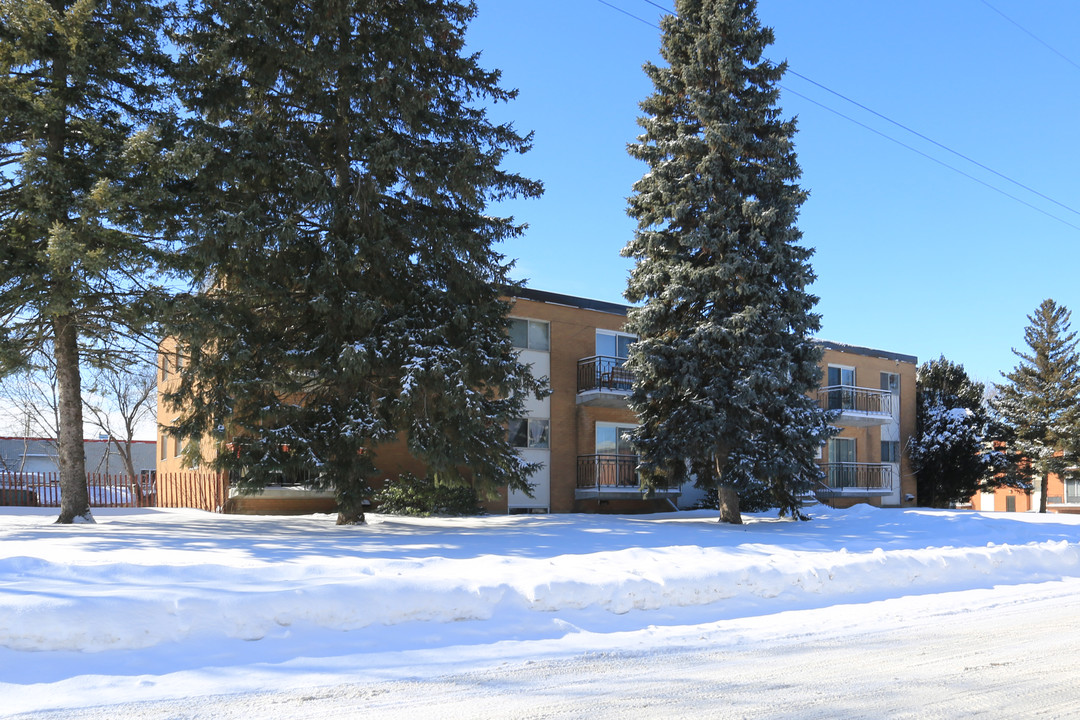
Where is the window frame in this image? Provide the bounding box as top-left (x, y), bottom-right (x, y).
top-left (828, 436), bottom-right (856, 463)
top-left (509, 417), bottom-right (550, 449)
top-left (880, 371), bottom-right (900, 394)
top-left (509, 317), bottom-right (550, 352)
top-left (595, 422), bottom-right (638, 456)
top-left (827, 364), bottom-right (855, 388)
top-left (595, 329), bottom-right (636, 360)
top-left (1065, 478), bottom-right (1080, 504)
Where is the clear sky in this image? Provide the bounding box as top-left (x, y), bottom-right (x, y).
top-left (466, 0), bottom-right (1080, 387)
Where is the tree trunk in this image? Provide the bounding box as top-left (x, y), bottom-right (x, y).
top-left (336, 508), bottom-right (365, 525)
top-left (115, 438), bottom-right (137, 483)
top-left (335, 476), bottom-right (365, 525)
top-left (54, 314), bottom-right (93, 523)
top-left (718, 484), bottom-right (742, 524)
top-left (45, 6), bottom-right (91, 524)
top-left (1039, 472), bottom-right (1049, 513)
top-left (714, 450), bottom-right (742, 524)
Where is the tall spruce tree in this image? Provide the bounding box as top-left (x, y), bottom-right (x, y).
top-left (993, 299), bottom-right (1080, 513)
top-left (0, 0), bottom-right (173, 523)
top-left (910, 356), bottom-right (1000, 508)
top-left (166, 0), bottom-right (544, 524)
top-left (623, 0), bottom-right (831, 523)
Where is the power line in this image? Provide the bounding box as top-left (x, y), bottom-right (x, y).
top-left (639, 0), bottom-right (674, 16)
top-left (596, 0), bottom-right (659, 29)
top-left (594, 0), bottom-right (1080, 227)
top-left (781, 86), bottom-right (1080, 233)
top-left (600, 0), bottom-right (661, 29)
top-left (979, 0), bottom-right (1080, 73)
top-left (785, 69), bottom-right (1080, 219)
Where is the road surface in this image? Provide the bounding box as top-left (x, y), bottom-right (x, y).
top-left (12, 580), bottom-right (1080, 719)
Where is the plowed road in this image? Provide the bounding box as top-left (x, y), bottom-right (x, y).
top-left (15, 580), bottom-right (1080, 719)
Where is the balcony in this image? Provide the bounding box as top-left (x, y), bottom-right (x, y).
top-left (575, 453), bottom-right (680, 500)
top-left (577, 356), bottom-right (634, 408)
top-left (817, 385), bottom-right (894, 426)
top-left (814, 463), bottom-right (894, 498)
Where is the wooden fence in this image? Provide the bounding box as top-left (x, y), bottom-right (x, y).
top-left (0, 471), bottom-right (229, 513)
top-left (156, 472), bottom-right (229, 512)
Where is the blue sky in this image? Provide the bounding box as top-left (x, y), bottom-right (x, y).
top-left (466, 0), bottom-right (1080, 386)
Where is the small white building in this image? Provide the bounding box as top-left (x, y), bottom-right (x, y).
top-left (0, 436), bottom-right (156, 477)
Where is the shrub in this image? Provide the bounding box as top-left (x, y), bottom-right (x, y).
top-left (374, 472), bottom-right (483, 517)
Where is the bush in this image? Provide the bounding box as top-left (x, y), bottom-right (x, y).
top-left (374, 473), bottom-right (483, 517)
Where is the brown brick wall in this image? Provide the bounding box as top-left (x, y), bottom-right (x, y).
top-left (157, 296), bottom-right (919, 514)
top-left (820, 347), bottom-right (918, 508)
top-left (510, 297), bottom-right (636, 513)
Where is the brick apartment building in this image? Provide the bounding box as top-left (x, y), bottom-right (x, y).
top-left (158, 288), bottom-right (918, 513)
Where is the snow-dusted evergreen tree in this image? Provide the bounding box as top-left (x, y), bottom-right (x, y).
top-left (623, 0), bottom-right (832, 523)
top-left (993, 299), bottom-right (1080, 513)
top-left (165, 0), bottom-right (544, 524)
top-left (0, 0), bottom-right (173, 523)
top-left (909, 356), bottom-right (1001, 507)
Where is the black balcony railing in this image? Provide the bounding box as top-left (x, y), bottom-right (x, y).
top-left (817, 385), bottom-right (893, 416)
top-left (577, 356), bottom-right (634, 394)
top-left (818, 462), bottom-right (893, 491)
top-left (577, 453), bottom-right (639, 489)
top-left (576, 454), bottom-right (680, 494)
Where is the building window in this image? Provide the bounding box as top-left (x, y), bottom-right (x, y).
top-left (174, 436), bottom-right (183, 458)
top-left (595, 330), bottom-right (634, 359)
top-left (596, 424), bottom-right (637, 456)
top-left (161, 352), bottom-right (169, 380)
top-left (509, 318), bottom-right (550, 352)
top-left (509, 418), bottom-right (549, 449)
top-left (828, 437), bottom-right (855, 463)
top-left (160, 435), bottom-right (166, 461)
top-left (1066, 479), bottom-right (1080, 504)
top-left (881, 441), bottom-right (900, 463)
top-left (881, 372), bottom-right (899, 394)
top-left (827, 437), bottom-right (856, 488)
top-left (1006, 495), bottom-right (1016, 512)
top-left (175, 345), bottom-right (184, 370)
top-left (826, 366), bottom-right (856, 410)
top-left (828, 365), bottom-right (855, 388)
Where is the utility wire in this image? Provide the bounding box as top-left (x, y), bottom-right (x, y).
top-left (639, 0), bottom-right (674, 16)
top-left (782, 86), bottom-right (1080, 233)
top-left (596, 0), bottom-right (1080, 226)
top-left (979, 0), bottom-right (1080, 73)
top-left (596, 0), bottom-right (658, 28)
top-left (605, 1), bottom-right (661, 29)
top-left (785, 69), bottom-right (1080, 219)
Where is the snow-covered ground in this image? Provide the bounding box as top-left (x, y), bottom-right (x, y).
top-left (3, 505), bottom-right (1080, 718)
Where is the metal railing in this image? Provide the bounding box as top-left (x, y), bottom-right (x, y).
top-left (817, 463), bottom-right (893, 491)
top-left (817, 385), bottom-right (894, 416)
top-left (577, 453), bottom-right (640, 489)
top-left (577, 356), bottom-right (634, 394)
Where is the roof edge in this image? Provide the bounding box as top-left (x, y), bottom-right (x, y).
top-left (816, 340), bottom-right (918, 365)
top-left (507, 288), bottom-right (917, 365)
top-left (510, 287), bottom-right (631, 316)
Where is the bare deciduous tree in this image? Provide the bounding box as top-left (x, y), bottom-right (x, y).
top-left (84, 360), bottom-right (158, 480)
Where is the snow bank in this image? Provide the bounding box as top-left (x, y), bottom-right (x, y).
top-left (3, 507), bottom-right (1080, 655)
